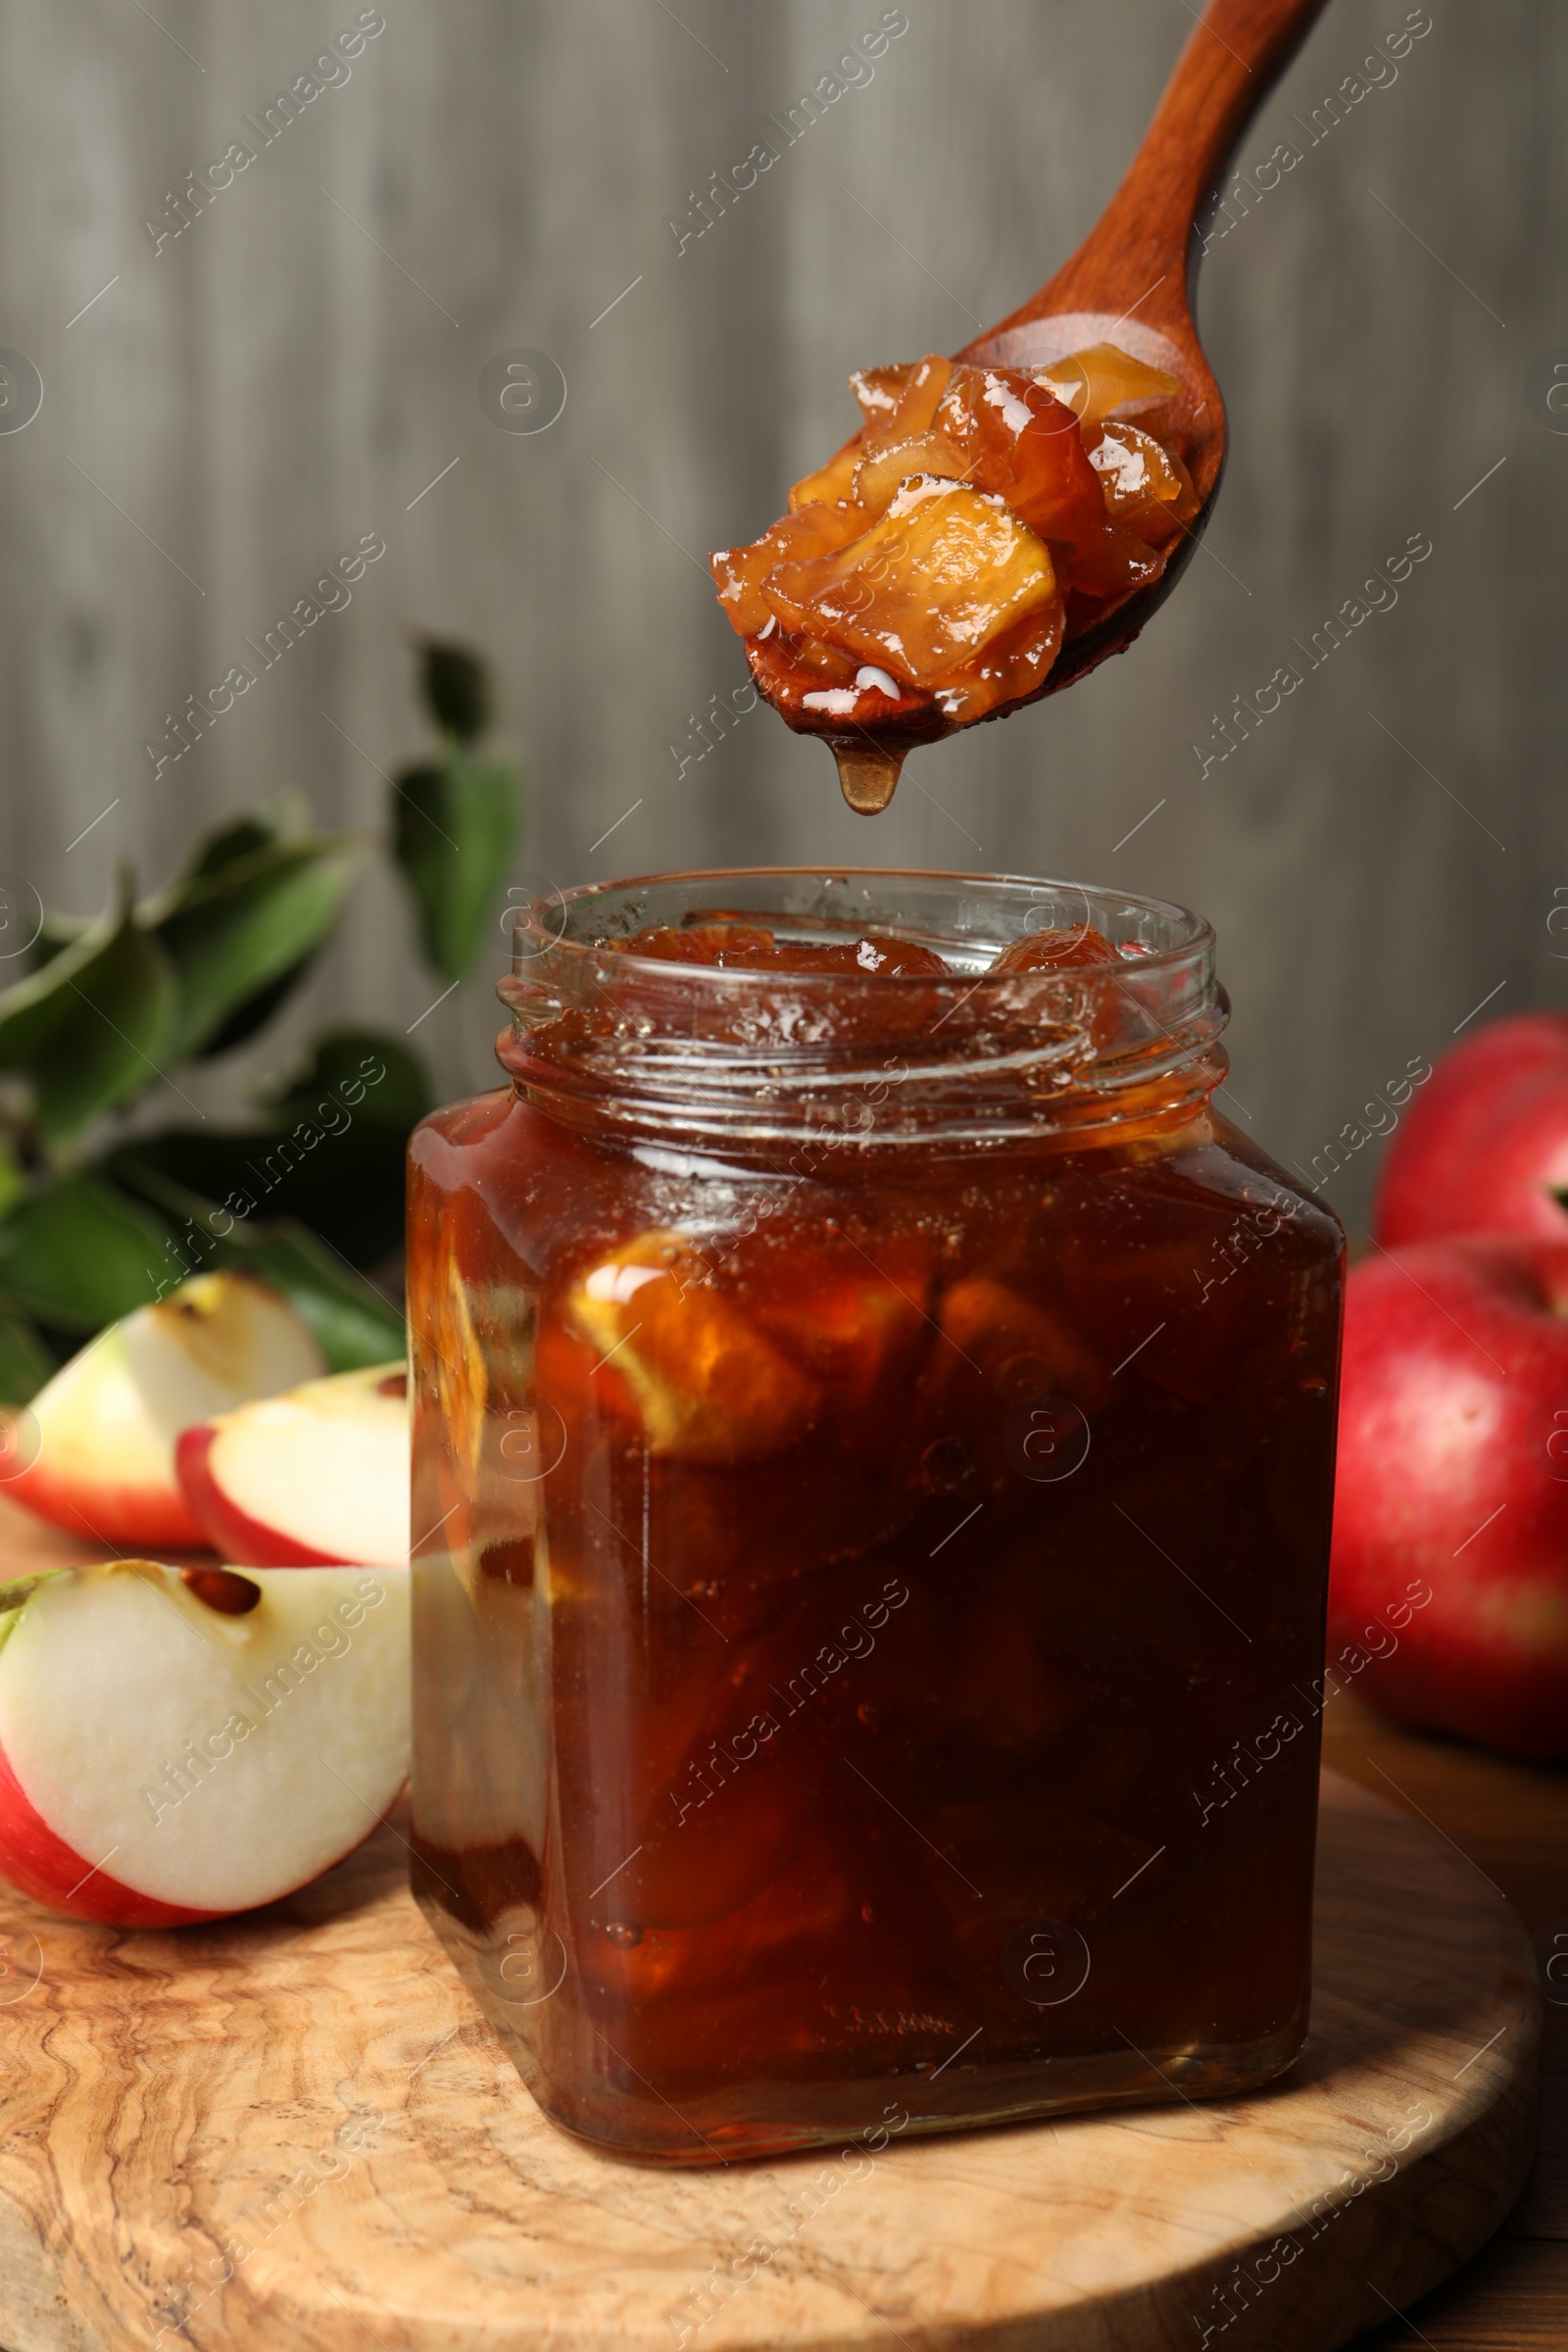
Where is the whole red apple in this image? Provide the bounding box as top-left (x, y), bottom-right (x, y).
top-left (1375, 1011), bottom-right (1568, 1246)
top-left (1328, 1235), bottom-right (1568, 1760)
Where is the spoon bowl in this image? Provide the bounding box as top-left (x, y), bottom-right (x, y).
top-left (808, 0), bottom-right (1332, 808)
top-left (962, 309), bottom-right (1221, 702)
top-left (953, 0), bottom-right (1330, 707)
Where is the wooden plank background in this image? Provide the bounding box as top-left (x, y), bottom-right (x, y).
top-left (0, 0), bottom-right (1558, 1238)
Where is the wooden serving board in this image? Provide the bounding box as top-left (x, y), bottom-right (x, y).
top-left (0, 1751), bottom-right (1540, 2352)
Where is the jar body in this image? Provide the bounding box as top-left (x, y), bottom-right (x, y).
top-left (407, 876), bottom-right (1344, 2162)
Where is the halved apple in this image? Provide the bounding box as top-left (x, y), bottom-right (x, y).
top-left (0, 1560), bottom-right (409, 1925)
top-left (9, 1272), bottom-right (323, 1549)
top-left (175, 1363), bottom-right (409, 1568)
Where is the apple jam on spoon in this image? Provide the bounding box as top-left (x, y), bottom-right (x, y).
top-left (709, 0), bottom-right (1332, 810)
top-left (712, 345), bottom-right (1198, 812)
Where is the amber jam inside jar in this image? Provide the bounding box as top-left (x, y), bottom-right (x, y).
top-left (407, 869), bottom-right (1344, 2163)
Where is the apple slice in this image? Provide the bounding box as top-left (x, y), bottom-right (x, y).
top-left (176, 1363), bottom-right (409, 1567)
top-left (9, 1272), bottom-right (324, 1549)
top-left (562, 1233), bottom-right (816, 1462)
top-left (0, 1560), bottom-right (409, 1924)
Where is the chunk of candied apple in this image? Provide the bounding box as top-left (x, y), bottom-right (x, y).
top-left (619, 922), bottom-right (950, 976)
top-left (762, 477), bottom-right (1058, 687)
top-left (850, 361), bottom-right (919, 422)
top-left (1089, 421), bottom-right (1200, 544)
top-left (932, 366), bottom-right (1108, 550)
top-left (1056, 516), bottom-right (1164, 608)
top-left (931, 600), bottom-right (1065, 722)
top-left (795, 356), bottom-right (955, 514)
top-left (750, 1240), bottom-right (933, 1408)
top-left (880, 354), bottom-right (955, 438)
top-left (563, 1233), bottom-right (816, 1462)
top-left (788, 436), bottom-right (864, 514)
top-left (420, 1223), bottom-right (490, 1492)
top-left (780, 936), bottom-right (951, 975)
top-left (613, 922), bottom-right (780, 965)
top-left (916, 1273), bottom-right (1110, 1470)
top-left (993, 925), bottom-right (1120, 972)
top-left (711, 505), bottom-right (862, 637)
top-left (742, 624), bottom-right (937, 733)
top-left (1037, 342), bottom-right (1184, 431)
top-left (914, 364), bottom-right (1165, 608)
top-left (853, 428), bottom-right (973, 516)
top-left (991, 923), bottom-right (1128, 1049)
top-left (935, 1276), bottom-right (1107, 1406)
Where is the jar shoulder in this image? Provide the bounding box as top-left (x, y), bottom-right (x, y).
top-left (411, 1086), bottom-right (514, 1158)
top-left (1168, 1111), bottom-right (1346, 1260)
top-left (407, 1097), bottom-right (1345, 1300)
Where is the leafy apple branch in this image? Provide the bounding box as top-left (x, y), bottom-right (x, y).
top-left (0, 640), bottom-right (522, 1399)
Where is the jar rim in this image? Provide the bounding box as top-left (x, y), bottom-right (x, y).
top-left (506, 865), bottom-right (1213, 983)
top-left (497, 867), bottom-right (1227, 1152)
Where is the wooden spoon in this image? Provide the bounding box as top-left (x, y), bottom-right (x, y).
top-left (832, 0), bottom-right (1332, 814)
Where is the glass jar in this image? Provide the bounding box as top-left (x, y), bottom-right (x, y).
top-left (407, 868), bottom-right (1344, 2163)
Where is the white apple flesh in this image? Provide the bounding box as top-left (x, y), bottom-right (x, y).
top-left (0, 1561), bottom-right (409, 1925)
top-left (175, 1363), bottom-right (409, 1568)
top-left (9, 1272), bottom-right (324, 1549)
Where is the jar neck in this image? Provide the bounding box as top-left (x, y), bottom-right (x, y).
top-left (495, 870), bottom-right (1228, 1156)
top-left (500, 1008), bottom-right (1227, 1164)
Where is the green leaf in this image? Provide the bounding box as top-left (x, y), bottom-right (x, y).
top-left (0, 1174), bottom-right (172, 1330)
top-left (106, 1134), bottom-right (278, 1222)
top-left (181, 811), bottom-right (290, 881)
top-left (258, 1026), bottom-right (432, 1130)
top-left (0, 1307), bottom-right (56, 1402)
top-left (152, 832), bottom-right (368, 1061)
top-left (392, 751), bottom-right (520, 985)
top-left (141, 792), bottom-right (314, 913)
top-left (114, 1125), bottom-right (407, 1271)
top-left (29, 912), bottom-right (89, 974)
top-left (107, 1030), bottom-right (428, 1274)
top-left (241, 1225), bottom-right (406, 1371)
top-left (420, 640), bottom-right (492, 742)
top-left (194, 956), bottom-right (319, 1060)
top-left (109, 1026), bottom-right (430, 1271)
top-left (0, 1147), bottom-right (26, 1225)
top-left (0, 871), bottom-right (179, 1146)
top-left (111, 1165), bottom-right (404, 1371)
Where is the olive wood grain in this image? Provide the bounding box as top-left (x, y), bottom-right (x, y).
top-left (0, 1718), bottom-right (1539, 2350)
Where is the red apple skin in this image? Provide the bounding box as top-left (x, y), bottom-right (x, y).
top-left (1328, 1236), bottom-right (1568, 1760)
top-left (6, 1462), bottom-right (205, 1552)
top-left (173, 1425), bottom-right (344, 1568)
top-left (0, 1735), bottom-right (220, 1927)
top-left (1375, 1012), bottom-right (1568, 1247)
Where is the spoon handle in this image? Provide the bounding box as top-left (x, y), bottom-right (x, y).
top-left (1032, 0), bottom-right (1332, 327)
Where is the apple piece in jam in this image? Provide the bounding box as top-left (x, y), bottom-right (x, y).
top-left (992, 924), bottom-right (1121, 973)
top-left (763, 479), bottom-right (1059, 708)
top-left (616, 922), bottom-right (951, 977)
top-left (746, 1242), bottom-right (933, 1413)
top-left (1088, 422), bottom-right (1200, 549)
top-left (991, 922), bottom-right (1134, 1054)
top-left (564, 1232), bottom-right (817, 1464)
top-left (710, 344), bottom-right (1195, 812)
